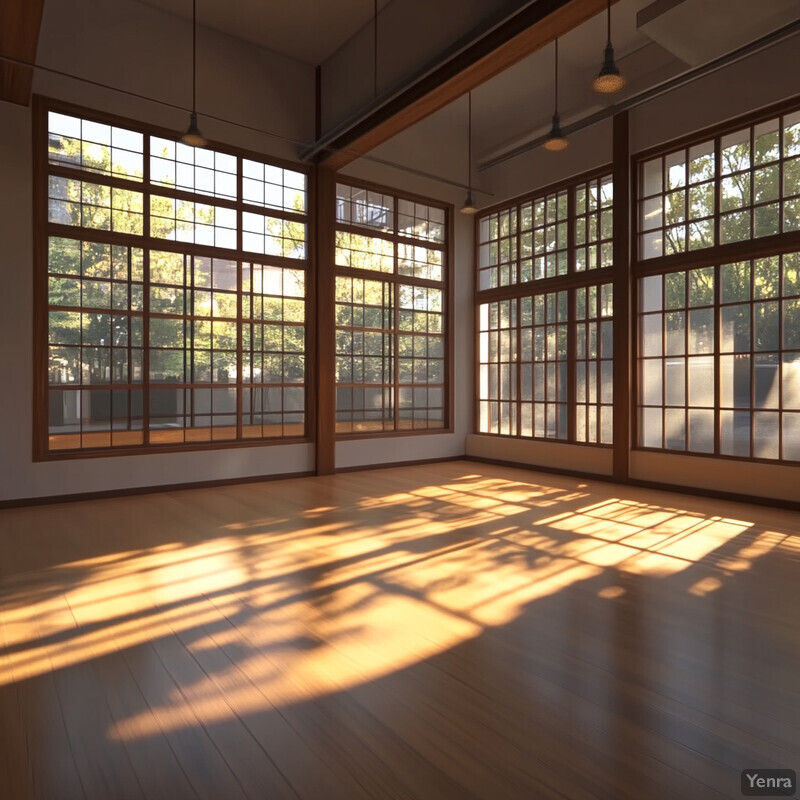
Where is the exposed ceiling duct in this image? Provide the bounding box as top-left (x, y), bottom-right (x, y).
top-left (636, 0), bottom-right (800, 66)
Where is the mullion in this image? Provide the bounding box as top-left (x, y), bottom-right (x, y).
top-left (516, 297), bottom-right (522, 437)
top-left (236, 158), bottom-right (244, 440)
top-left (567, 187), bottom-right (577, 442)
top-left (567, 287), bottom-right (576, 442)
top-left (391, 279), bottom-right (398, 432)
top-left (660, 275), bottom-right (667, 449)
top-left (749, 268), bottom-right (756, 458)
top-left (713, 263), bottom-right (721, 455)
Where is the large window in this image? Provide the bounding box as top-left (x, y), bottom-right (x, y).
top-left (334, 182), bottom-right (449, 434)
top-left (635, 101), bottom-right (800, 463)
top-left (40, 102), bottom-right (308, 455)
top-left (476, 173), bottom-right (614, 444)
top-left (638, 109), bottom-right (800, 259)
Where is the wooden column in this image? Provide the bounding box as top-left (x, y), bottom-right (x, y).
top-left (313, 166), bottom-right (336, 474)
top-left (612, 110), bottom-right (631, 482)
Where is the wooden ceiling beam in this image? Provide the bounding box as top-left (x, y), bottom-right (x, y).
top-left (0, 0), bottom-right (45, 106)
top-left (313, 0), bottom-right (617, 170)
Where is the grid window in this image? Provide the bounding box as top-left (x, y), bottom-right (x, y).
top-left (575, 175), bottom-right (614, 272)
top-left (242, 159), bottom-right (306, 214)
top-left (638, 252), bottom-right (800, 460)
top-left (478, 284), bottom-right (612, 443)
top-left (334, 182), bottom-right (449, 435)
top-left (719, 253), bottom-right (800, 459)
top-left (335, 232), bottom-right (394, 273)
top-left (335, 277), bottom-right (394, 433)
top-left (151, 196), bottom-right (237, 248)
top-left (47, 238), bottom-right (145, 450)
top-left (336, 185), bottom-right (394, 232)
top-left (479, 176), bottom-right (613, 291)
top-left (478, 208), bottom-right (518, 289)
top-left (147, 252), bottom-right (238, 443)
top-left (522, 291), bottom-right (569, 439)
top-left (575, 284), bottom-right (614, 443)
top-left (639, 268), bottom-right (716, 452)
top-left (242, 212), bottom-right (306, 259)
top-left (40, 104), bottom-right (308, 455)
top-left (150, 137), bottom-right (237, 200)
top-left (526, 190), bottom-right (569, 281)
top-left (398, 243), bottom-right (443, 281)
top-left (478, 300), bottom-right (518, 435)
top-left (639, 141), bottom-right (715, 258)
top-left (638, 109), bottom-right (800, 259)
top-left (397, 198), bottom-right (446, 243)
top-left (49, 176), bottom-right (144, 234)
top-left (49, 113), bottom-right (144, 182)
top-left (398, 285), bottom-right (445, 430)
top-left (635, 101), bottom-right (800, 465)
top-left (475, 171), bottom-right (614, 446)
top-left (241, 263), bottom-right (306, 439)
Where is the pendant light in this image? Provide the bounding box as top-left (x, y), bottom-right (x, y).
top-left (461, 91), bottom-right (478, 214)
top-left (593, 0), bottom-right (626, 94)
top-left (544, 39), bottom-right (568, 152)
top-left (181, 0), bottom-right (207, 147)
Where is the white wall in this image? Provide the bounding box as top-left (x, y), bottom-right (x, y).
top-left (483, 118), bottom-right (614, 211)
top-left (34, 0), bottom-right (316, 158)
top-left (319, 0), bottom-right (520, 135)
top-left (466, 435), bottom-right (614, 476)
top-left (631, 452), bottom-right (800, 504)
top-left (630, 33), bottom-right (800, 154)
top-left (0, 0), bottom-right (318, 502)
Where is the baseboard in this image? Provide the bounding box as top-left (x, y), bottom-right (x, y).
top-left (0, 470), bottom-right (315, 509)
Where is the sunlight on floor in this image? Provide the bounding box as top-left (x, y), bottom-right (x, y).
top-left (0, 467), bottom-right (796, 743)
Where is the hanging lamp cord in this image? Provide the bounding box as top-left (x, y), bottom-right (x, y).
top-left (467, 91), bottom-right (472, 191)
top-left (192, 0), bottom-right (197, 113)
top-left (554, 38), bottom-right (559, 115)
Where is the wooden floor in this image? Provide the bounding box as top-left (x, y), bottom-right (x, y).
top-left (1, 461), bottom-right (798, 800)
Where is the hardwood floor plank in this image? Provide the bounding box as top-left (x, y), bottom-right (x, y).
top-left (34, 594), bottom-right (146, 800)
top-left (1, 461), bottom-right (798, 800)
top-left (92, 649), bottom-right (201, 800)
top-left (0, 615), bottom-right (35, 800)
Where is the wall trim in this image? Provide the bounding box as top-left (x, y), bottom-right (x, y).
top-left (463, 455), bottom-right (800, 513)
top-left (335, 455), bottom-right (462, 474)
top-left (0, 470), bottom-right (315, 509)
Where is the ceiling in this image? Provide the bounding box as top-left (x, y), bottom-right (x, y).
top-left (136, 0), bottom-right (392, 65)
top-left (129, 0), bottom-right (800, 183)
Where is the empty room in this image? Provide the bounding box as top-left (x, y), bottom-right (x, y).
top-left (1, 0), bottom-right (799, 798)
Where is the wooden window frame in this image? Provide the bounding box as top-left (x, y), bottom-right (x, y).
top-left (632, 94), bottom-right (800, 465)
top-left (34, 96), bottom-right (313, 460)
top-left (333, 178), bottom-right (453, 438)
top-left (474, 167), bottom-right (616, 447)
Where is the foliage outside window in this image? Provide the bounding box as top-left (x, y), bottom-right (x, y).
top-left (636, 101), bottom-right (800, 463)
top-left (638, 110), bottom-right (800, 260)
top-left (334, 183), bottom-right (449, 434)
top-left (476, 173), bottom-right (614, 444)
top-left (479, 175), bottom-right (612, 289)
top-left (42, 104), bottom-right (308, 454)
